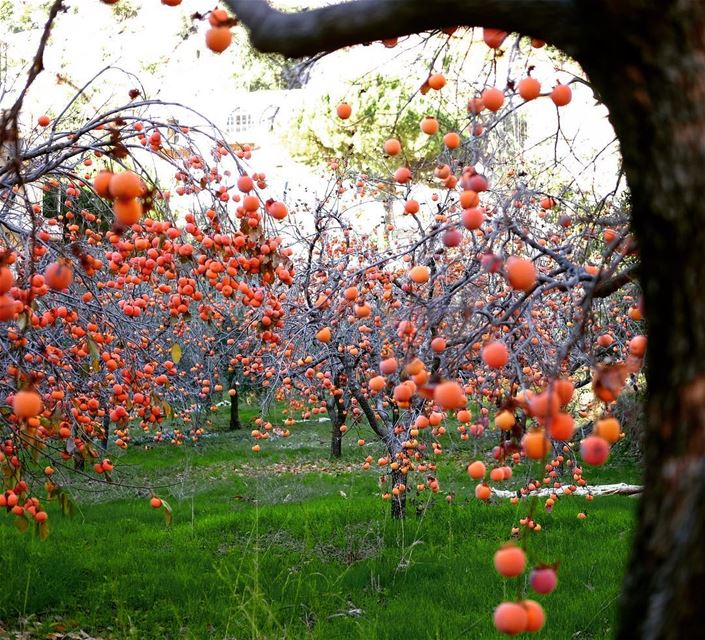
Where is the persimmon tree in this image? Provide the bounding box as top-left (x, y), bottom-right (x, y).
top-left (0, 42), bottom-right (293, 527)
top-left (270, 120), bottom-right (637, 519)
top-left (217, 1), bottom-right (705, 637)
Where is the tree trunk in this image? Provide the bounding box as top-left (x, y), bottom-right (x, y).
top-left (391, 467), bottom-right (406, 519)
top-left (329, 375), bottom-right (347, 458)
top-left (330, 417), bottom-right (343, 458)
top-left (381, 198), bottom-right (393, 249)
top-left (576, 4), bottom-right (705, 637)
top-left (229, 388), bottom-right (241, 431)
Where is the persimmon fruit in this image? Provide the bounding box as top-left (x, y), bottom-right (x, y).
top-left (551, 83), bottom-right (572, 106)
top-left (494, 544), bottom-right (526, 577)
top-left (12, 389), bottom-right (43, 419)
top-left (205, 27), bottom-right (232, 53)
top-left (482, 87), bottom-right (505, 112)
top-left (109, 171), bottom-right (143, 199)
top-left (506, 257), bottom-right (537, 291)
top-left (483, 341), bottom-right (509, 368)
top-left (45, 262), bottom-right (73, 290)
top-left (493, 602), bottom-right (528, 636)
top-left (336, 102), bottom-right (352, 119)
top-left (580, 435), bottom-right (610, 465)
top-left (434, 381), bottom-right (467, 409)
top-left (518, 77), bottom-right (541, 101)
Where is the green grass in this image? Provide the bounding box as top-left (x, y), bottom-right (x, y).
top-left (0, 414), bottom-right (639, 639)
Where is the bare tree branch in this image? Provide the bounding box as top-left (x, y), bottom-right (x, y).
top-left (593, 263), bottom-right (639, 298)
top-left (224, 0), bottom-right (582, 59)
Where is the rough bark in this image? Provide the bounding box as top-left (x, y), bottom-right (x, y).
top-left (229, 371), bottom-right (241, 431)
top-left (347, 376), bottom-right (405, 517)
top-left (230, 1), bottom-right (705, 633)
top-left (330, 416), bottom-right (343, 458)
top-left (327, 396), bottom-right (343, 458)
top-left (99, 413), bottom-right (110, 453)
top-left (592, 264), bottom-right (639, 298)
top-left (328, 374), bottom-right (347, 458)
top-left (574, 4), bottom-right (705, 637)
top-left (229, 388), bottom-right (241, 431)
top-left (391, 467), bottom-right (406, 519)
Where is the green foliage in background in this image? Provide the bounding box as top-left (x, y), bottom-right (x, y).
top-left (282, 74), bottom-right (455, 178)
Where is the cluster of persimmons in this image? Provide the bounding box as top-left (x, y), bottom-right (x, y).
top-left (0, 96), bottom-right (294, 531)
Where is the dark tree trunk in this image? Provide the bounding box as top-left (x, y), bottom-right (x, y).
top-left (391, 467), bottom-right (406, 519)
top-left (574, 3), bottom-right (705, 637)
top-left (327, 396), bottom-right (345, 458)
top-left (345, 376), bottom-right (405, 517)
top-left (330, 417), bottom-right (343, 458)
top-left (229, 388), bottom-right (241, 431)
top-left (329, 374), bottom-right (347, 458)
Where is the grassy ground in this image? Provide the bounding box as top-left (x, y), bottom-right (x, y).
top-left (0, 410), bottom-right (639, 639)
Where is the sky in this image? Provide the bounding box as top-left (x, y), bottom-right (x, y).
top-left (0, 0), bottom-right (622, 240)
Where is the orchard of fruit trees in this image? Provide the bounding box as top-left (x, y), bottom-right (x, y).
top-left (1, 0), bottom-right (703, 638)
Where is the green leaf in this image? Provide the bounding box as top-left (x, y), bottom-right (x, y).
top-left (58, 492), bottom-right (77, 518)
top-left (38, 521), bottom-right (49, 540)
top-left (170, 343), bottom-right (182, 364)
top-left (162, 499), bottom-right (173, 527)
top-left (14, 515), bottom-right (28, 533)
top-left (87, 337), bottom-right (100, 372)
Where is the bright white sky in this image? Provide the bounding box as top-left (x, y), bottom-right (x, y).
top-left (0, 0), bottom-right (621, 237)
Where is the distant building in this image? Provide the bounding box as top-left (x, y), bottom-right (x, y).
top-left (221, 90), bottom-right (304, 147)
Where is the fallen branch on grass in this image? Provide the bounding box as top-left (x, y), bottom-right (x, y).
top-left (492, 483), bottom-right (643, 499)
